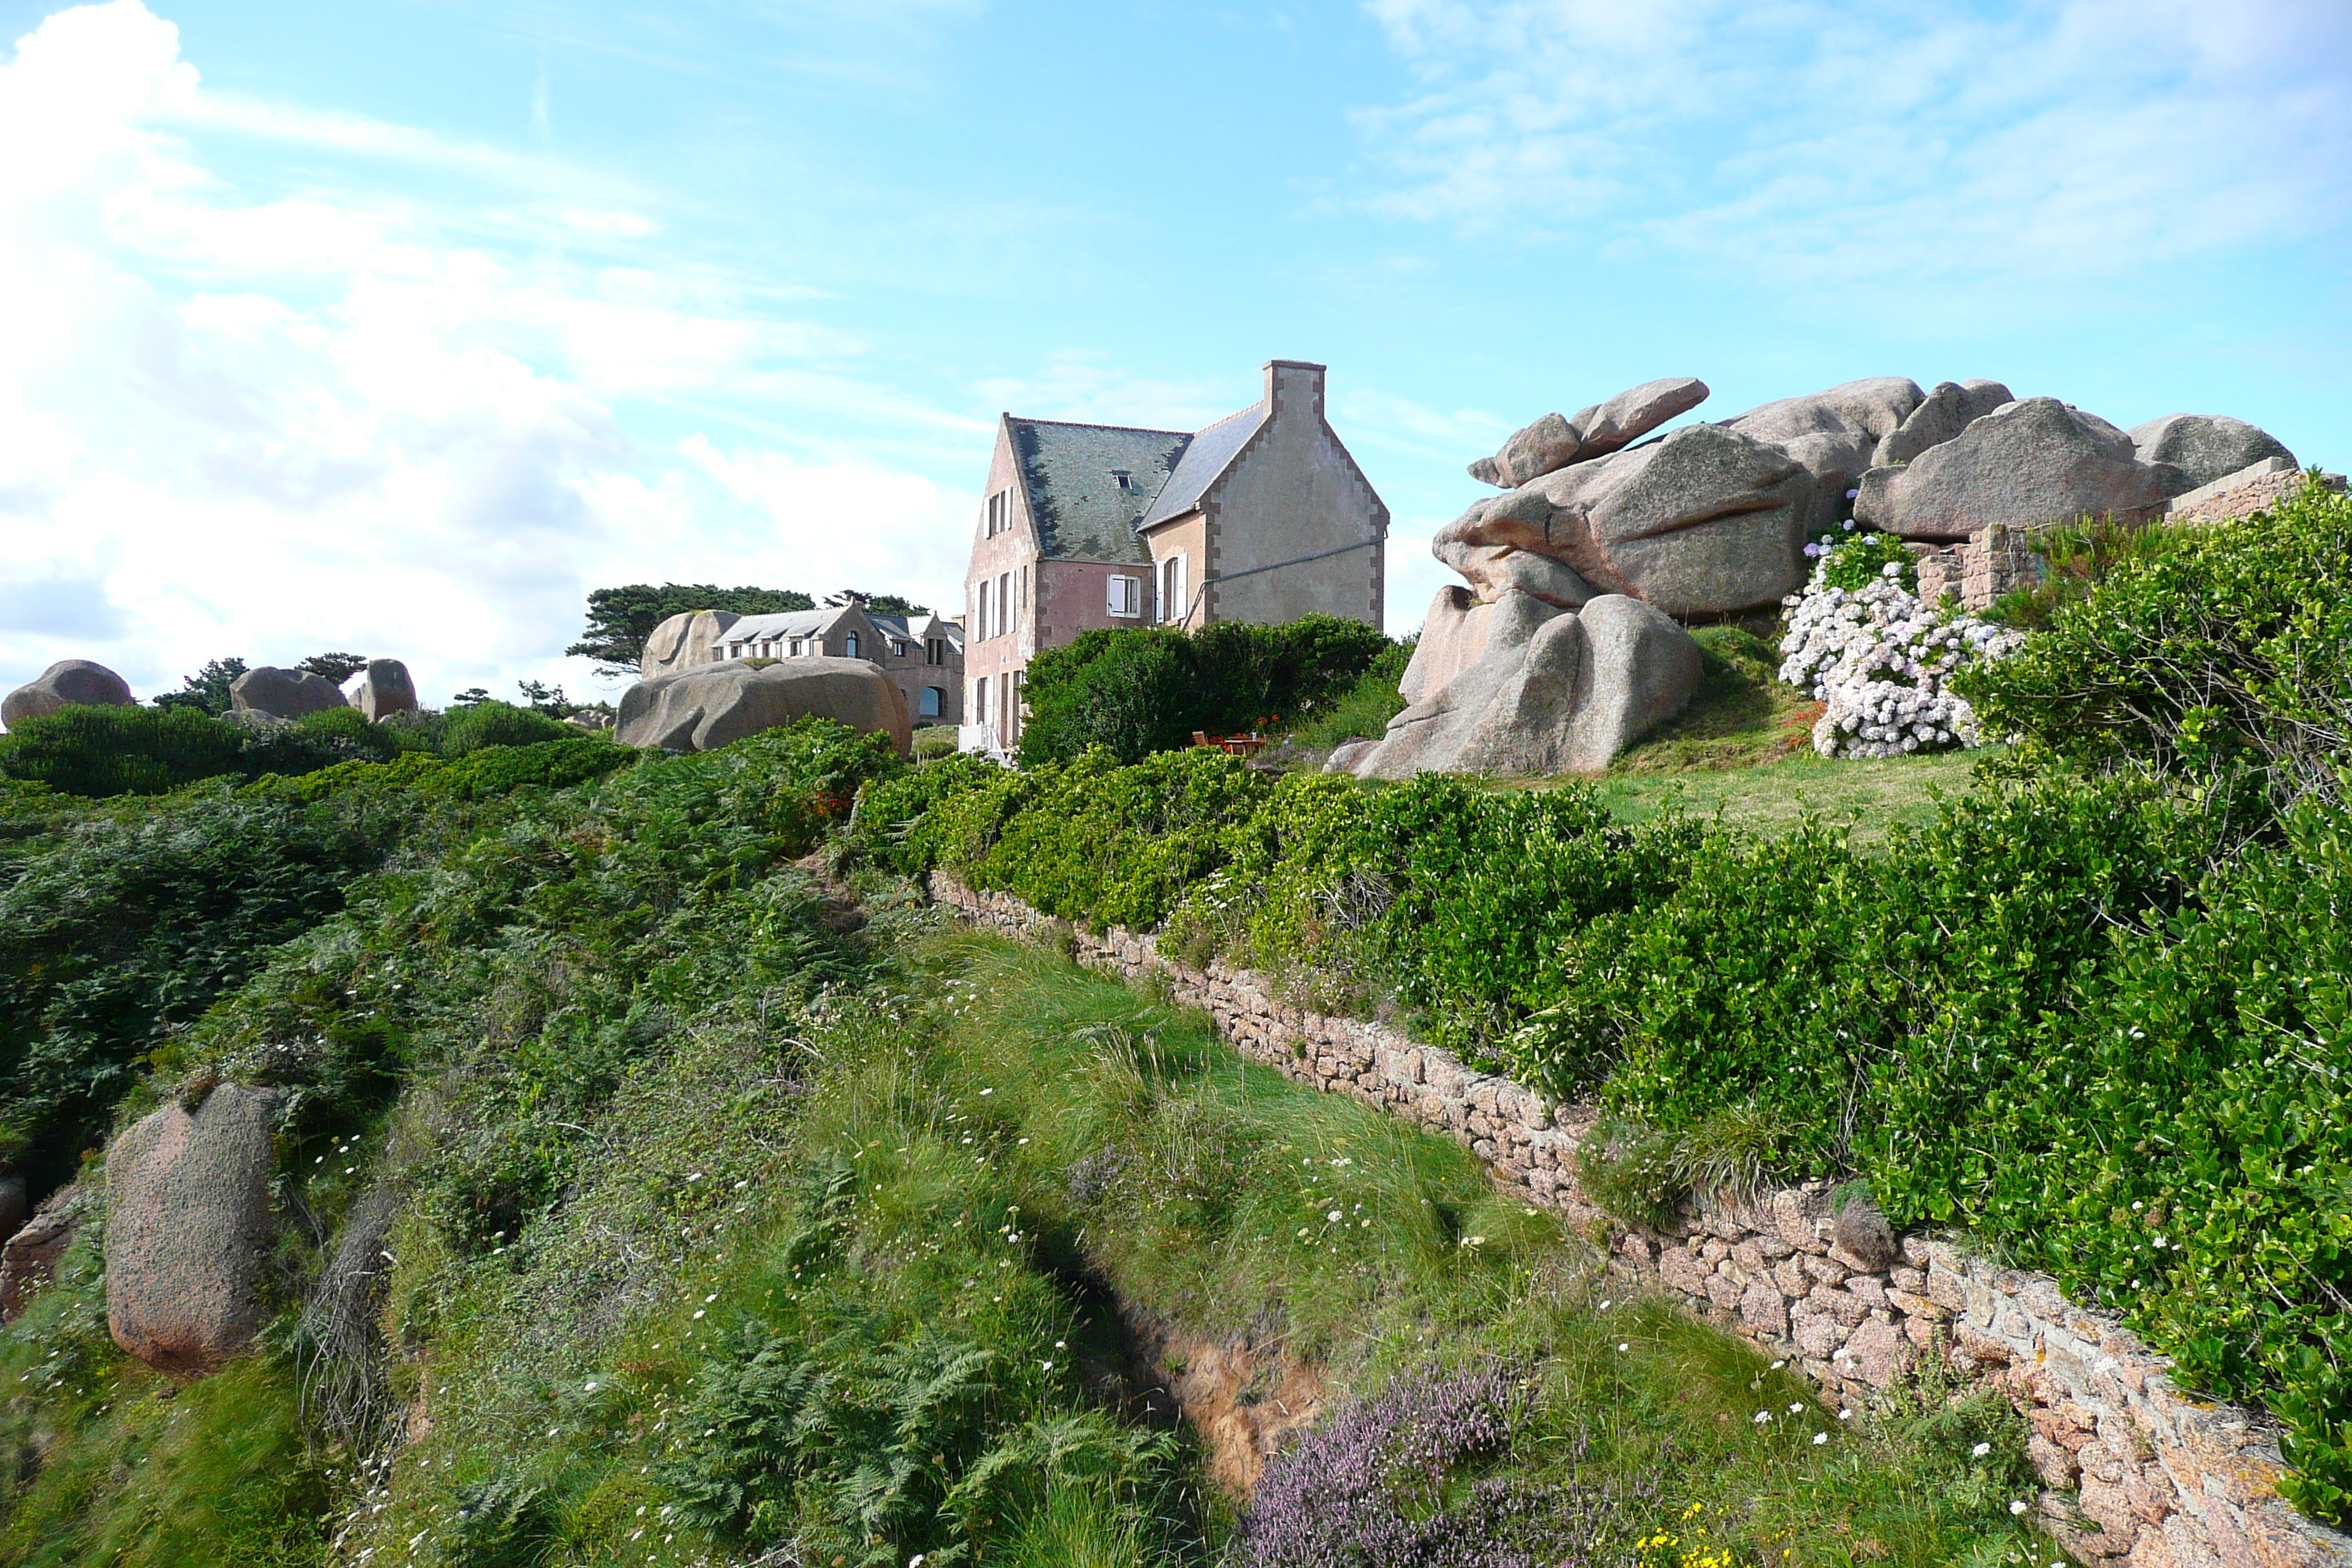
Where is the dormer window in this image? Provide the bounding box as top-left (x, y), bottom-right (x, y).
top-left (1110, 470), bottom-right (1137, 491)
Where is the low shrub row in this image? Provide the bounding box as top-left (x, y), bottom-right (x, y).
top-left (0, 699), bottom-right (584, 798)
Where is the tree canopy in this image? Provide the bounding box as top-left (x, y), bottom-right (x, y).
top-left (824, 589), bottom-right (930, 616)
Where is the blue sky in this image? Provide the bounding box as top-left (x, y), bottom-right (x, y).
top-left (1, 0), bottom-right (2347, 706)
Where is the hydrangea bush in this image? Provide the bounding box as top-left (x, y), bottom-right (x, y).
top-left (1778, 524), bottom-right (2021, 758)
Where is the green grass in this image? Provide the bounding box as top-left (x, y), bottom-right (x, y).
top-left (321, 917), bottom-right (2050, 1567)
top-left (1421, 621), bottom-right (1995, 846)
top-left (0, 1233), bottom-right (329, 1568)
top-left (1591, 749), bottom-right (1991, 845)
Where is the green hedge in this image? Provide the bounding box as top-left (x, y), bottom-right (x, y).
top-left (1016, 613), bottom-right (1393, 765)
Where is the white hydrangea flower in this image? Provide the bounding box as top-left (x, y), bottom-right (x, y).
top-left (1777, 535), bottom-right (2023, 760)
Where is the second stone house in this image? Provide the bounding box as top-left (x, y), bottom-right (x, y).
top-left (964, 359), bottom-right (1390, 749)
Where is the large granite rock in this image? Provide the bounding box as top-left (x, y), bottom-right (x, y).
top-left (230, 666), bottom-right (343, 720)
top-left (1, 659), bottom-right (134, 730)
top-left (1871, 380), bottom-right (2014, 468)
top-left (1347, 592), bottom-right (1700, 779)
top-left (1439, 378), bottom-right (1934, 618)
top-left (1468, 377), bottom-right (1710, 487)
top-left (1855, 397), bottom-right (2180, 540)
top-left (641, 610), bottom-right (743, 679)
top-left (616, 657), bottom-right (911, 755)
top-left (106, 1085), bottom-right (276, 1376)
top-left (2128, 413), bottom-right (2295, 492)
top-left (340, 658), bottom-right (417, 721)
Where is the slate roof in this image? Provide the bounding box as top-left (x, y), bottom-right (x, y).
top-left (1009, 418), bottom-right (1190, 564)
top-left (1138, 402), bottom-right (1267, 529)
top-left (722, 607), bottom-right (856, 643)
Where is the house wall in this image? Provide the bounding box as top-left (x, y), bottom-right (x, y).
top-left (1037, 559), bottom-right (1152, 649)
top-left (1190, 361), bottom-right (1386, 631)
top-left (965, 423), bottom-right (1039, 745)
top-left (875, 627), bottom-right (963, 727)
top-left (1142, 513), bottom-right (1210, 630)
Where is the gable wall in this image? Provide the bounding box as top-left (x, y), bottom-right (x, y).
top-left (1190, 362), bottom-right (1387, 630)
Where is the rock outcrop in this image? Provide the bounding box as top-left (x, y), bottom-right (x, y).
top-left (1441, 379), bottom-right (1936, 618)
top-left (230, 666), bottom-right (343, 720)
top-left (339, 658), bottom-right (418, 721)
top-left (1346, 590), bottom-right (1700, 779)
top-left (1870, 379), bottom-right (2015, 468)
top-left (1, 659), bottom-right (135, 730)
top-left (1468, 377), bottom-right (1710, 487)
top-left (1854, 397), bottom-right (2181, 541)
top-left (616, 657), bottom-right (911, 755)
top-left (0, 1185), bottom-right (89, 1322)
top-left (105, 1085), bottom-right (277, 1376)
top-left (641, 611), bottom-right (743, 679)
top-left (2128, 412), bottom-right (2296, 491)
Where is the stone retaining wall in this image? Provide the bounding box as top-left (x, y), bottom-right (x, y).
top-left (932, 871), bottom-right (2352, 1568)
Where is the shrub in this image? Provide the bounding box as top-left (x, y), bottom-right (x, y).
top-left (0, 705), bottom-right (249, 796)
top-left (1241, 1361), bottom-right (1648, 1568)
top-left (0, 790), bottom-right (395, 1188)
top-left (1779, 529), bottom-right (2020, 758)
top-left (1291, 636), bottom-right (1417, 750)
top-left (437, 700), bottom-right (574, 757)
top-left (1956, 480), bottom-right (2352, 808)
top-left (1018, 614), bottom-right (1395, 765)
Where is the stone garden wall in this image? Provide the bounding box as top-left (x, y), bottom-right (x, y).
top-left (931, 872), bottom-right (2352, 1568)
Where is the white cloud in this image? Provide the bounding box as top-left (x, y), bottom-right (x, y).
top-left (1356, 0), bottom-right (2352, 289)
top-left (0, 1), bottom-right (980, 712)
top-left (971, 350), bottom-right (1254, 434)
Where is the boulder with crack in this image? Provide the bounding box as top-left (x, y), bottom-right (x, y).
top-left (340, 658), bottom-right (418, 721)
top-left (1346, 589), bottom-right (1701, 779)
top-left (616, 657), bottom-right (911, 755)
top-left (230, 666), bottom-right (344, 720)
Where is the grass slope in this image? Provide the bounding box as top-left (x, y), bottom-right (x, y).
top-left (328, 919), bottom-right (2049, 1567)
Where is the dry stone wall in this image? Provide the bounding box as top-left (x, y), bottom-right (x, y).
top-left (931, 872), bottom-right (2352, 1568)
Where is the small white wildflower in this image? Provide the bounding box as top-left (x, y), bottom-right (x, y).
top-left (1790, 1403), bottom-right (1804, 1414)
top-left (2009, 1500), bottom-right (2029, 1516)
top-left (1618, 1343), bottom-right (1631, 1353)
top-left (1753, 1410), bottom-right (1771, 1425)
top-left (1972, 1441), bottom-right (1991, 1458)
top-left (1813, 1432), bottom-right (1828, 1445)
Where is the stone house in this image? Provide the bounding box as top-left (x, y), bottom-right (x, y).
top-left (645, 603), bottom-right (964, 725)
top-left (964, 359), bottom-right (1390, 748)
